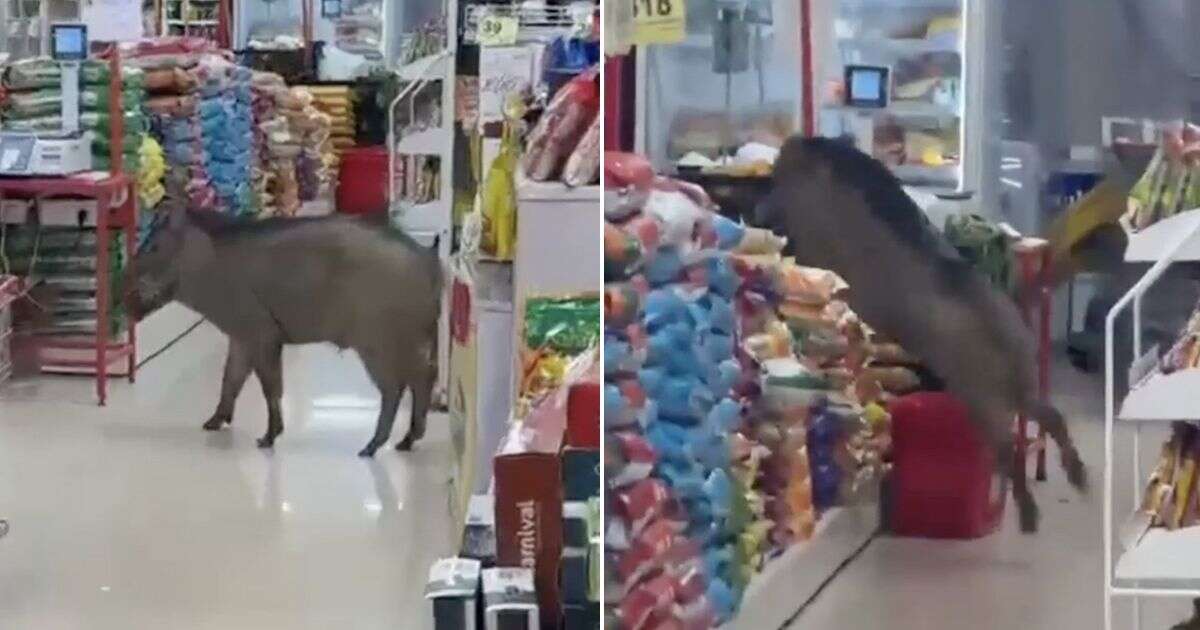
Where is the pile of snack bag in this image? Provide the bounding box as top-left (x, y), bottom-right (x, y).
top-left (1124, 123), bottom-right (1200, 232)
top-left (520, 294), bottom-right (603, 414)
top-left (0, 58), bottom-right (149, 175)
top-left (305, 85), bottom-right (356, 164)
top-left (1138, 421), bottom-right (1200, 532)
top-left (603, 152), bottom-right (891, 629)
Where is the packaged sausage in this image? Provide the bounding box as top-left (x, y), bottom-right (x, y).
top-left (522, 69), bottom-right (600, 181)
top-left (563, 114), bottom-right (601, 186)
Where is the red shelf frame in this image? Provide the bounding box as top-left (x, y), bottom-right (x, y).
top-left (0, 50), bottom-right (137, 405)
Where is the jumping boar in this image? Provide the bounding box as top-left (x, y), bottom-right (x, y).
top-left (128, 207), bottom-right (442, 457)
top-left (754, 137), bottom-right (1087, 533)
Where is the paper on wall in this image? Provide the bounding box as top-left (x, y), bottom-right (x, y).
top-left (82, 0), bottom-right (145, 43)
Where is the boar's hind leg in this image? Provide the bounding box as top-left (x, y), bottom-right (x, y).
top-left (204, 339), bottom-right (251, 431)
top-left (255, 342), bottom-right (285, 449)
top-left (358, 348), bottom-right (406, 457)
top-left (976, 401), bottom-right (1040, 533)
top-left (397, 361), bottom-right (437, 452)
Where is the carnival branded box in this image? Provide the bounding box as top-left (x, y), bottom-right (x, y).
top-left (494, 452), bottom-right (563, 629)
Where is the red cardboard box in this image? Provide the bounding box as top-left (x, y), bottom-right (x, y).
top-left (566, 381), bottom-right (600, 448)
top-left (494, 452), bottom-right (564, 629)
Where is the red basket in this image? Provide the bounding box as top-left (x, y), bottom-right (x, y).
top-left (888, 392), bottom-right (1007, 539)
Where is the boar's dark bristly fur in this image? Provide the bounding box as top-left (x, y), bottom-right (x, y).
top-left (129, 208), bottom-right (442, 457)
top-left (757, 136), bottom-right (1087, 533)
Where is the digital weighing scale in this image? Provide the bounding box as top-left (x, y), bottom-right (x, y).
top-left (0, 23), bottom-right (93, 176)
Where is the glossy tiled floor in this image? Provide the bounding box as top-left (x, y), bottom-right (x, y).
top-left (0, 314), bottom-right (454, 629)
top-left (788, 363), bottom-right (1192, 630)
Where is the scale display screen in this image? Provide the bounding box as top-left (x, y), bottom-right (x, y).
top-left (845, 64), bottom-right (890, 109)
top-left (51, 24), bottom-right (88, 61)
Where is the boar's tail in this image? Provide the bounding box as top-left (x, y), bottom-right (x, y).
top-left (1026, 401), bottom-right (1089, 493)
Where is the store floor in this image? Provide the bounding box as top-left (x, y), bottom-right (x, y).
top-left (788, 361), bottom-right (1189, 630)
top-left (0, 311), bottom-right (454, 630)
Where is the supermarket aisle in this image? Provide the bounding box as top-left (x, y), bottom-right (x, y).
top-left (788, 363), bottom-right (1189, 630)
top-left (0, 315), bottom-right (453, 630)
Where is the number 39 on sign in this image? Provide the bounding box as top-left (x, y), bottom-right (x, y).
top-left (632, 0), bottom-right (686, 45)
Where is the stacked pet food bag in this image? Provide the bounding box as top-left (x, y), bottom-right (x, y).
top-left (0, 58), bottom-right (150, 175)
top-left (603, 152), bottom-right (890, 629)
top-left (283, 87), bottom-right (335, 206)
top-left (195, 58), bottom-right (255, 215)
top-left (132, 40), bottom-right (215, 215)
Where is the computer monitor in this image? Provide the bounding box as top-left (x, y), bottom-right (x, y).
top-left (50, 24), bottom-right (88, 62)
top-left (845, 64), bottom-right (890, 109)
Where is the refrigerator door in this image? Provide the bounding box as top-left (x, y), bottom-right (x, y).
top-left (819, 0), bottom-right (973, 192)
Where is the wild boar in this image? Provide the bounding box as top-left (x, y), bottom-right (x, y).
top-left (128, 207), bottom-right (442, 457)
top-left (754, 137), bottom-right (1087, 533)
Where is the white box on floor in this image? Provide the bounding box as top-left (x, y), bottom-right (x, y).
top-left (482, 567), bottom-right (539, 630)
top-left (426, 557), bottom-right (482, 630)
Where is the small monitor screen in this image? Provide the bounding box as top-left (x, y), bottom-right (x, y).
top-left (845, 65), bottom-right (889, 108)
top-left (51, 24), bottom-right (88, 61)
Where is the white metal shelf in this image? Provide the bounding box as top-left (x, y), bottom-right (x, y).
top-left (1120, 370), bottom-right (1200, 421)
top-left (1123, 209), bottom-right (1200, 263)
top-left (1116, 527), bottom-right (1200, 589)
top-left (1104, 206), bottom-right (1200, 630)
top-left (839, 36), bottom-right (961, 56)
top-left (396, 127), bottom-right (450, 155)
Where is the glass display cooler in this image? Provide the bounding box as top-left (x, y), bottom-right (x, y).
top-left (813, 0), bottom-right (993, 194)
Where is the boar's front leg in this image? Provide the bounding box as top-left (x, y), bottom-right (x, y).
top-left (204, 338), bottom-right (251, 431)
top-left (255, 341), bottom-right (285, 449)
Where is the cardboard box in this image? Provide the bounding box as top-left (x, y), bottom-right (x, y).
top-left (426, 557), bottom-right (483, 630)
top-left (566, 381), bottom-right (600, 448)
top-left (494, 453), bottom-right (563, 629)
top-left (483, 567), bottom-right (540, 630)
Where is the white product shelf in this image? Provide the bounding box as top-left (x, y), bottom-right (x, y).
top-left (397, 52), bottom-right (450, 83)
top-left (396, 127), bottom-right (450, 155)
top-left (1115, 527), bottom-right (1200, 589)
top-left (1120, 370), bottom-right (1200, 421)
top-left (839, 36), bottom-right (960, 56)
top-left (1124, 209), bottom-right (1200, 262)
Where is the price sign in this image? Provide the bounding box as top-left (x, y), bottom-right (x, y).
top-left (632, 0), bottom-right (686, 45)
top-left (478, 14), bottom-right (519, 47)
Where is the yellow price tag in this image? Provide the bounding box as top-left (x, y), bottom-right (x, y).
top-left (478, 15), bottom-right (519, 47)
top-left (632, 0), bottom-right (686, 45)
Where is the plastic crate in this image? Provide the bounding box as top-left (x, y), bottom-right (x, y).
top-left (0, 276), bottom-right (19, 387)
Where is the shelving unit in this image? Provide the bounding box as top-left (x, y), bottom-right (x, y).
top-left (160, 0), bottom-right (220, 38)
top-left (1104, 208), bottom-right (1200, 629)
top-left (1, 0), bottom-right (82, 61)
top-left (387, 3), bottom-right (457, 400)
top-left (0, 50), bottom-right (138, 406)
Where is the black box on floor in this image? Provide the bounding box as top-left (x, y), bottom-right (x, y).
top-left (563, 602), bottom-right (600, 630)
top-left (426, 557), bottom-right (482, 630)
top-left (482, 567), bottom-right (539, 630)
top-left (562, 502), bottom-right (591, 548)
top-left (561, 448), bottom-right (599, 502)
top-left (561, 548), bottom-right (589, 605)
top-left (461, 495), bottom-right (497, 565)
